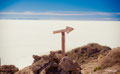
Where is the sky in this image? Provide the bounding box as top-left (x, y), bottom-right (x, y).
top-left (0, 0), bottom-right (120, 20)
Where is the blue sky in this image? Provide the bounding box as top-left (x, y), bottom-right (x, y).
top-left (0, 0), bottom-right (120, 20)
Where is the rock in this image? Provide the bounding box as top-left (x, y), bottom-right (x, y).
top-left (99, 47), bottom-right (120, 70)
top-left (33, 55), bottom-right (41, 63)
top-left (59, 57), bottom-right (82, 74)
top-left (15, 66), bottom-right (33, 74)
top-left (30, 50), bottom-right (82, 74)
top-left (30, 55), bottom-right (50, 74)
top-left (0, 65), bottom-right (19, 74)
top-left (66, 43), bottom-right (111, 64)
top-left (82, 47), bottom-right (120, 74)
top-left (44, 55), bottom-right (82, 74)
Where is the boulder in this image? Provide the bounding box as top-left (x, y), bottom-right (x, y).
top-left (0, 65), bottom-right (19, 74)
top-left (30, 55), bottom-right (50, 74)
top-left (59, 56), bottom-right (82, 74)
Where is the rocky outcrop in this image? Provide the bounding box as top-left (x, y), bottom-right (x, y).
top-left (30, 51), bottom-right (82, 74)
top-left (66, 43), bottom-right (111, 64)
top-left (99, 47), bottom-right (120, 69)
top-left (2, 43), bottom-right (113, 74)
top-left (0, 65), bottom-right (19, 74)
top-left (25, 43), bottom-right (111, 74)
top-left (90, 47), bottom-right (120, 74)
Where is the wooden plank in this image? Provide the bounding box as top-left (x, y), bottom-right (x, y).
top-left (53, 26), bottom-right (74, 34)
top-left (53, 29), bottom-right (66, 34)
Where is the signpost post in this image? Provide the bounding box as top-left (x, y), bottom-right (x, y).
top-left (0, 58), bottom-right (1, 66)
top-left (53, 26), bottom-right (74, 57)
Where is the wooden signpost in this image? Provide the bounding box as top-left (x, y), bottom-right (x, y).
top-left (53, 26), bottom-right (74, 57)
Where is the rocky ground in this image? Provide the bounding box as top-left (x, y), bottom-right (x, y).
top-left (0, 43), bottom-right (120, 74)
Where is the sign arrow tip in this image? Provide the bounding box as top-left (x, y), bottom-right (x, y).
top-left (66, 26), bottom-right (74, 33)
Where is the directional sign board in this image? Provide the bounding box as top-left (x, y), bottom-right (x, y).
top-left (53, 26), bottom-right (74, 57)
top-left (53, 26), bottom-right (74, 34)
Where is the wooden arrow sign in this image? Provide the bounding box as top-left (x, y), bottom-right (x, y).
top-left (53, 26), bottom-right (74, 57)
top-left (53, 26), bottom-right (74, 34)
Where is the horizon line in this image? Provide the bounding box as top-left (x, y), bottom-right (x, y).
top-left (0, 11), bottom-right (120, 16)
